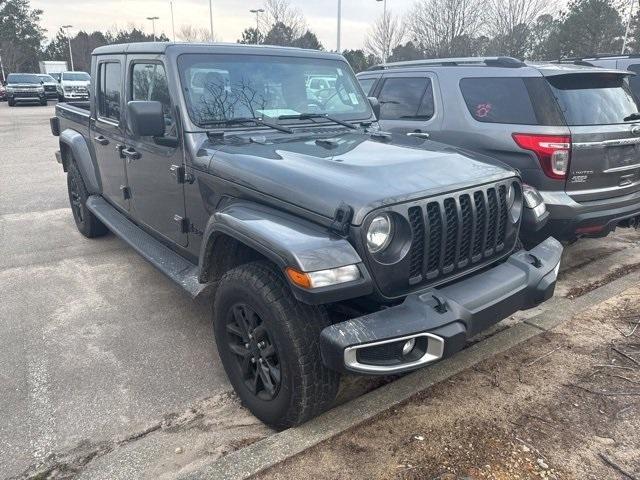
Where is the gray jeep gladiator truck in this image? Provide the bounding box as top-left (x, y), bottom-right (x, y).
top-left (51, 42), bottom-right (563, 429)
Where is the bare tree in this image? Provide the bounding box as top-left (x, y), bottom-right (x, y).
top-left (365, 11), bottom-right (405, 63)
top-left (407, 0), bottom-right (486, 57)
top-left (486, 0), bottom-right (551, 57)
top-left (177, 24), bottom-right (216, 42)
top-left (260, 0), bottom-right (306, 38)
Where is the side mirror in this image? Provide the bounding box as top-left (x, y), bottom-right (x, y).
top-left (127, 101), bottom-right (165, 137)
top-left (368, 96), bottom-right (380, 120)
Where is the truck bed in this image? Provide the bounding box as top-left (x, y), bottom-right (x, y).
top-left (55, 101), bottom-right (91, 130)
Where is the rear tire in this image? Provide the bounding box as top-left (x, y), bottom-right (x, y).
top-left (66, 161), bottom-right (108, 238)
top-left (40, 98), bottom-right (47, 106)
top-left (213, 261), bottom-right (340, 430)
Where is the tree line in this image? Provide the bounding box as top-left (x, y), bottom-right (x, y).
top-left (1, 0), bottom-right (639, 77)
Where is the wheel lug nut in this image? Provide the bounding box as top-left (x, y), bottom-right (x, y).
top-left (244, 343), bottom-right (249, 349)
top-left (251, 357), bottom-right (256, 363)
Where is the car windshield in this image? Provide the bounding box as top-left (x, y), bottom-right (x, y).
top-left (38, 75), bottom-right (56, 82)
top-left (7, 74), bottom-right (40, 84)
top-left (178, 53), bottom-right (371, 127)
top-left (547, 73), bottom-right (640, 125)
top-left (62, 72), bottom-right (90, 81)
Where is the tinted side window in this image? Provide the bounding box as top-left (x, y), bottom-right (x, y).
top-left (378, 77), bottom-right (432, 120)
top-left (131, 62), bottom-right (175, 134)
top-left (358, 77), bottom-right (377, 96)
top-left (98, 62), bottom-right (121, 122)
top-left (460, 77), bottom-right (538, 125)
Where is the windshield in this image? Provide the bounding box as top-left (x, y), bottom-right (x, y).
top-left (7, 74), bottom-right (40, 84)
top-left (38, 75), bottom-right (56, 83)
top-left (547, 73), bottom-right (640, 125)
top-left (62, 72), bottom-right (90, 81)
top-left (178, 53), bottom-right (371, 127)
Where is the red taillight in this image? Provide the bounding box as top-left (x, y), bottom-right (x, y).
top-left (512, 133), bottom-right (571, 180)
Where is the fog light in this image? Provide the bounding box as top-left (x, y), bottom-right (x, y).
top-left (402, 338), bottom-right (416, 356)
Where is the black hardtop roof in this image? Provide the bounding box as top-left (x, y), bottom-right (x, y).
top-left (92, 42), bottom-right (344, 60)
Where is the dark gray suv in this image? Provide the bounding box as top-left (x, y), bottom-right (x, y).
top-left (358, 57), bottom-right (640, 242)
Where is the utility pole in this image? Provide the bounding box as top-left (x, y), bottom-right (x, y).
top-left (337, 0), bottom-right (342, 53)
top-left (249, 8), bottom-right (264, 44)
top-left (147, 16), bottom-right (159, 41)
top-left (62, 25), bottom-right (75, 71)
top-left (170, 1), bottom-right (176, 41)
top-left (209, 0), bottom-right (214, 41)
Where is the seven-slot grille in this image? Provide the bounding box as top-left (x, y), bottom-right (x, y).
top-left (407, 184), bottom-right (512, 284)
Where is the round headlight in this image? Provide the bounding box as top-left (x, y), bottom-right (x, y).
top-left (507, 182), bottom-right (523, 223)
top-left (367, 214), bottom-right (393, 253)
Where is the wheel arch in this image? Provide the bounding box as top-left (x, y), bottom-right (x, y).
top-left (59, 129), bottom-right (101, 194)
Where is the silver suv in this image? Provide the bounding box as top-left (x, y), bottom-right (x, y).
top-left (358, 57), bottom-right (640, 242)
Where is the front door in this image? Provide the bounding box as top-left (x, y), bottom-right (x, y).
top-left (124, 56), bottom-right (187, 246)
top-left (93, 56), bottom-right (129, 212)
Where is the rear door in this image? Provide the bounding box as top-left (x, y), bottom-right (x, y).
top-left (124, 56), bottom-right (187, 246)
top-left (372, 73), bottom-right (442, 135)
top-left (545, 72), bottom-right (640, 202)
top-left (93, 56), bottom-right (129, 211)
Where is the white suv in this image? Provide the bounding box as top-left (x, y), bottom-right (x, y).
top-left (58, 71), bottom-right (91, 101)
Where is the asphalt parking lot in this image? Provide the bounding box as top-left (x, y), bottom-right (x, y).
top-left (1, 101), bottom-right (640, 479)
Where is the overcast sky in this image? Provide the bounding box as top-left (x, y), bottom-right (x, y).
top-left (31, 0), bottom-right (417, 50)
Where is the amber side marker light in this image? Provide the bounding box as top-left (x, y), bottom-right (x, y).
top-left (285, 267), bottom-right (313, 289)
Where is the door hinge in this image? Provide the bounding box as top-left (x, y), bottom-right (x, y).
top-left (169, 165), bottom-right (194, 184)
top-left (173, 214), bottom-right (189, 234)
top-left (120, 185), bottom-right (131, 200)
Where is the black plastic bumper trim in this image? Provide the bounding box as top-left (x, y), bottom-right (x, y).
top-left (319, 237), bottom-right (563, 374)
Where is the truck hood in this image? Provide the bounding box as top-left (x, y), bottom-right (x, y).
top-left (206, 131), bottom-right (516, 225)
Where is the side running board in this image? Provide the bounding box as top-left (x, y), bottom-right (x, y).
top-left (86, 196), bottom-right (208, 298)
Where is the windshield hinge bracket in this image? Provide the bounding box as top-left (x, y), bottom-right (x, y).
top-left (329, 202), bottom-right (353, 237)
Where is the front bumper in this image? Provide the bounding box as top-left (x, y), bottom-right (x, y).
top-left (8, 92), bottom-right (46, 102)
top-left (320, 237), bottom-right (563, 374)
top-left (538, 190), bottom-right (640, 240)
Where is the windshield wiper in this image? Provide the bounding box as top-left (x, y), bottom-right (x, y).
top-left (624, 112), bottom-right (640, 122)
top-left (201, 117), bottom-right (293, 134)
top-left (277, 113), bottom-right (358, 130)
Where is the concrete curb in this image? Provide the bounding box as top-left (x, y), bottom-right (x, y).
top-left (177, 270), bottom-right (640, 480)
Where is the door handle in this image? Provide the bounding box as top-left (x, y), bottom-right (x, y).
top-left (94, 135), bottom-right (109, 146)
top-left (406, 130), bottom-right (430, 139)
top-left (121, 147), bottom-right (141, 162)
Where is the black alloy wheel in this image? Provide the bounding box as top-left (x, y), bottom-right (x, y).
top-left (225, 303), bottom-right (281, 401)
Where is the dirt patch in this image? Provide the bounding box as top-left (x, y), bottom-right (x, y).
top-left (565, 261), bottom-right (640, 299)
top-left (258, 288), bottom-right (640, 480)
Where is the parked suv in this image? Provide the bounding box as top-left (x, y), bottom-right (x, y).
top-left (51, 43), bottom-right (562, 428)
top-left (57, 71), bottom-right (91, 101)
top-left (358, 57), bottom-right (640, 242)
top-left (5, 73), bottom-right (47, 106)
top-left (37, 73), bottom-right (59, 99)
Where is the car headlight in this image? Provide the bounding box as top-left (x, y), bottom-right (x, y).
top-left (367, 213), bottom-right (393, 253)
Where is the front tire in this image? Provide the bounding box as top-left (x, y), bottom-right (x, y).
top-left (7, 98), bottom-right (14, 107)
top-left (213, 261), bottom-right (340, 429)
top-left (66, 161), bottom-right (108, 238)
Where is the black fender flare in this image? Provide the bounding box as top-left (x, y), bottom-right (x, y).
top-left (199, 202), bottom-right (372, 304)
top-left (59, 129), bottom-right (101, 194)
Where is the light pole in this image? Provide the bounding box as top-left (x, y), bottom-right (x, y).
top-left (0, 50), bottom-right (5, 83)
top-left (170, 1), bottom-right (176, 41)
top-left (209, 0), bottom-right (214, 41)
top-left (375, 0), bottom-right (388, 64)
top-left (337, 0), bottom-right (341, 52)
top-left (622, 0), bottom-right (634, 54)
top-left (249, 8), bottom-right (264, 44)
top-left (147, 16), bottom-right (159, 41)
top-left (62, 25), bottom-right (75, 71)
